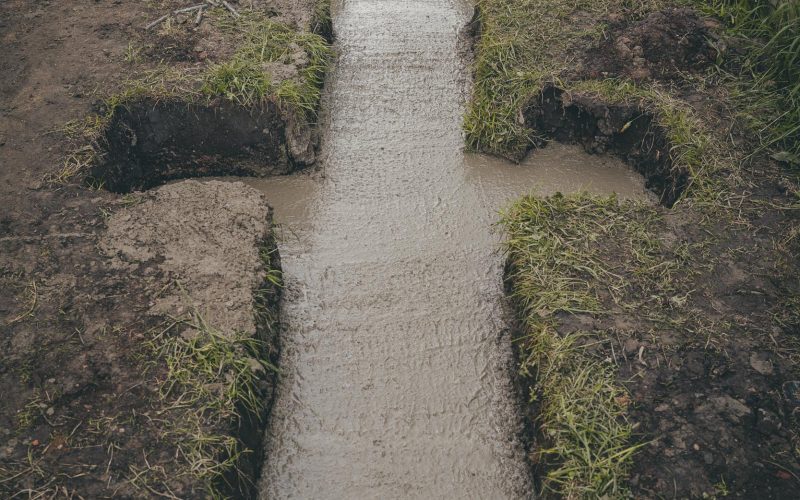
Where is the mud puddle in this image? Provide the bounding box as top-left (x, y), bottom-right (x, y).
top-left (231, 0), bottom-right (653, 497)
top-left (465, 142), bottom-right (656, 205)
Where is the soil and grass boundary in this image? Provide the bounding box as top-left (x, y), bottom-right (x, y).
top-left (49, 7), bottom-right (333, 193)
top-left (469, 0), bottom-right (800, 496)
top-left (1, 1), bottom-right (332, 498)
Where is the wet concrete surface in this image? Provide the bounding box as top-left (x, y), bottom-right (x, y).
top-left (244, 0), bottom-right (652, 497)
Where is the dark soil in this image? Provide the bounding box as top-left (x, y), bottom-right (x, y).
top-left (607, 209), bottom-right (799, 498)
top-left (581, 7), bottom-right (719, 82)
top-left (524, 84), bottom-right (686, 206)
top-left (95, 98), bottom-right (291, 193)
top-left (0, 0), bottom-right (321, 497)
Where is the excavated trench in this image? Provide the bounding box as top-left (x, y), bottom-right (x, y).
top-left (91, 98), bottom-right (317, 193)
top-left (524, 84), bottom-right (687, 207)
top-left (251, 0), bottom-right (655, 497)
top-left (89, 0), bottom-right (673, 497)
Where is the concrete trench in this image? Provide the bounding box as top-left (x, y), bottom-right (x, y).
top-left (248, 0), bottom-right (653, 497)
top-left (93, 0), bottom-right (656, 496)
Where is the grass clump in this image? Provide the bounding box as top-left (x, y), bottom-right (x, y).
top-left (465, 0), bottom-right (664, 158)
top-left (502, 192), bottom-right (698, 496)
top-left (144, 310), bottom-right (275, 497)
top-left (133, 236), bottom-right (282, 497)
top-left (698, 0), bottom-right (800, 163)
top-left (502, 194), bottom-right (647, 498)
top-left (203, 14), bottom-right (332, 116)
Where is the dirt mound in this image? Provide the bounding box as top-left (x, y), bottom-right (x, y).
top-left (101, 179), bottom-right (275, 339)
top-left (582, 8), bottom-right (717, 81)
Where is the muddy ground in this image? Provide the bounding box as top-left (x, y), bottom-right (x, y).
top-left (0, 0), bottom-right (322, 497)
top-left (484, 3), bottom-right (800, 498)
top-left (2, 0), bottom-right (799, 499)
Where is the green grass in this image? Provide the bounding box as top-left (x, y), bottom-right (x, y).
top-left (697, 0), bottom-right (800, 164)
top-left (501, 192), bottom-right (705, 496)
top-left (129, 234), bottom-right (282, 497)
top-left (502, 194), bottom-right (654, 498)
top-left (203, 14), bottom-right (333, 116)
top-left (143, 309), bottom-right (275, 497)
top-left (465, 0), bottom-right (666, 158)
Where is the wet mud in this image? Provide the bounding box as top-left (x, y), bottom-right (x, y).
top-left (247, 0), bottom-right (653, 496)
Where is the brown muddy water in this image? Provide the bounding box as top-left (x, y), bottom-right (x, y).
top-left (239, 0), bottom-right (651, 497)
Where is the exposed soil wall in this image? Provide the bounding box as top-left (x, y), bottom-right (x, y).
top-left (94, 99), bottom-right (292, 193)
top-left (524, 85), bottom-right (687, 207)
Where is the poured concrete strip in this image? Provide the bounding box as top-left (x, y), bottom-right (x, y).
top-left (252, 0), bottom-right (655, 496)
top-left (257, 0), bottom-right (533, 497)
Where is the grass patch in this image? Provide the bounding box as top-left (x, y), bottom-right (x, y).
top-left (502, 193), bottom-right (699, 496)
top-left (502, 194), bottom-right (646, 497)
top-left (142, 309), bottom-right (275, 497)
top-left (465, 0), bottom-right (665, 158)
top-left (203, 14), bottom-right (332, 115)
top-left (697, 0), bottom-right (800, 164)
top-left (126, 234), bottom-right (282, 497)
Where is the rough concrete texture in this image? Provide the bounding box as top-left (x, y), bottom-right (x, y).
top-left (100, 179), bottom-right (272, 337)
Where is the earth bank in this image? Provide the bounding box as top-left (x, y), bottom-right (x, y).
top-left (0, 0), bottom-right (330, 497)
top-left (468, 0), bottom-right (800, 497)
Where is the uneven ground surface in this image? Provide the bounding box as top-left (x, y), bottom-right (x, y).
top-left (4, 0), bottom-right (797, 498)
top-left (0, 0), bottom-right (317, 497)
top-left (468, 0), bottom-right (800, 497)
